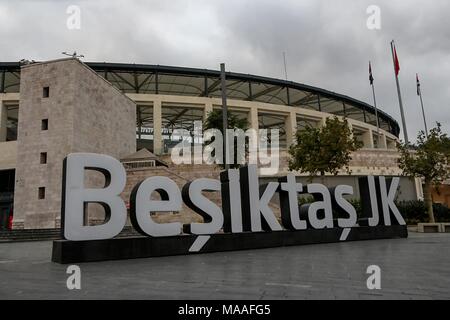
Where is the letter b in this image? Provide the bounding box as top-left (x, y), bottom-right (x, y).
top-left (62, 153), bottom-right (127, 241)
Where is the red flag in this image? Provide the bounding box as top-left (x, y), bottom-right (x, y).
top-left (369, 62), bottom-right (374, 85)
top-left (416, 73), bottom-right (421, 96)
top-left (393, 45), bottom-right (400, 76)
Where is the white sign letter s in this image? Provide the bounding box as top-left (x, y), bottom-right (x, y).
top-left (182, 178), bottom-right (223, 235)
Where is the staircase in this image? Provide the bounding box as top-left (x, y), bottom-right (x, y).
top-left (0, 228), bottom-right (61, 242)
top-left (0, 226), bottom-right (147, 242)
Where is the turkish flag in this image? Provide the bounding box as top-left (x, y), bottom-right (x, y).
top-left (393, 46), bottom-right (400, 76)
top-left (416, 73), bottom-right (421, 96)
top-left (369, 62), bottom-right (374, 85)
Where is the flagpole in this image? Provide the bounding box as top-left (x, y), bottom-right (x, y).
top-left (220, 63), bottom-right (229, 170)
top-left (390, 40), bottom-right (409, 144)
top-left (369, 61), bottom-right (381, 148)
top-left (283, 52), bottom-right (288, 81)
top-left (417, 74), bottom-right (429, 135)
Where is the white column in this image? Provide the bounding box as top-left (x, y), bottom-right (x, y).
top-left (204, 101), bottom-right (213, 121)
top-left (249, 107), bottom-right (259, 132)
top-left (364, 129), bottom-right (374, 149)
top-left (285, 111), bottom-right (297, 147)
top-left (415, 177), bottom-right (424, 201)
top-left (246, 107), bottom-right (260, 164)
top-left (379, 133), bottom-right (387, 149)
top-left (0, 101), bottom-right (7, 142)
top-left (347, 121), bottom-right (354, 141)
top-left (153, 99), bottom-right (162, 155)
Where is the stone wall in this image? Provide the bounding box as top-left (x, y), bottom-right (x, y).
top-left (0, 141), bottom-right (16, 170)
top-left (274, 148), bottom-right (401, 176)
top-left (121, 164), bottom-right (223, 226)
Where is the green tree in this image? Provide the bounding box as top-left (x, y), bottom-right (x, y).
top-left (203, 109), bottom-right (248, 133)
top-left (288, 116), bottom-right (362, 178)
top-left (397, 123), bottom-right (450, 223)
top-left (203, 109), bottom-right (249, 169)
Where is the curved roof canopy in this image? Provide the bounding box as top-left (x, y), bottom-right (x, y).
top-left (0, 61), bottom-right (400, 136)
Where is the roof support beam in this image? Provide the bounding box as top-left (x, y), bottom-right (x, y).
top-left (168, 108), bottom-right (189, 124)
top-left (110, 71), bottom-right (136, 90)
top-left (137, 73), bottom-right (154, 92)
top-left (200, 78), bottom-right (221, 97)
top-left (251, 85), bottom-right (280, 100)
top-left (291, 92), bottom-right (315, 106)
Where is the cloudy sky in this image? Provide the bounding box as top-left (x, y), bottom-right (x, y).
top-left (1, 0), bottom-right (449, 141)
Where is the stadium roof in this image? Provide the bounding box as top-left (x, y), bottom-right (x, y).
top-left (0, 61), bottom-right (400, 136)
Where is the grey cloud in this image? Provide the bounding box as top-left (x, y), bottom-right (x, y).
top-left (0, 0), bottom-right (448, 140)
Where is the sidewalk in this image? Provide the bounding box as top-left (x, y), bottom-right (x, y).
top-left (0, 232), bottom-right (449, 299)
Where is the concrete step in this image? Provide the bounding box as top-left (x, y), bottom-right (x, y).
top-left (0, 227), bottom-right (144, 242)
top-left (0, 228), bottom-right (61, 242)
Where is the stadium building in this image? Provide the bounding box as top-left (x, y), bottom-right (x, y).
top-left (0, 58), bottom-right (423, 230)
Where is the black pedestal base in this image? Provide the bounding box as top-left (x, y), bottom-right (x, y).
top-left (52, 225), bottom-right (407, 264)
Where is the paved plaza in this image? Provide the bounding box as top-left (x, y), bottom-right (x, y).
top-left (0, 232), bottom-right (449, 300)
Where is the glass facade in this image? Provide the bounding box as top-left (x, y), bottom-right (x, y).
top-left (290, 90), bottom-right (320, 111)
top-left (319, 97), bottom-right (345, 116)
top-left (161, 103), bottom-right (204, 154)
top-left (6, 105), bottom-right (18, 141)
top-left (296, 115), bottom-right (320, 131)
top-left (353, 128), bottom-right (368, 148)
top-left (258, 112), bottom-right (287, 148)
top-left (344, 103), bottom-right (365, 122)
top-left (1, 69), bottom-right (20, 93)
top-left (136, 104), bottom-right (154, 151)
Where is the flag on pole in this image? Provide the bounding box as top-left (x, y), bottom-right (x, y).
top-left (369, 62), bottom-right (374, 85)
top-left (390, 40), bottom-right (408, 143)
top-left (393, 45), bottom-right (400, 76)
top-left (416, 73), bottom-right (421, 96)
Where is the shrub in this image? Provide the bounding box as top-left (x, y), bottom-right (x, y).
top-left (296, 197), bottom-right (450, 224)
top-left (433, 203), bottom-right (450, 222)
top-left (395, 200), bottom-right (450, 224)
top-left (395, 200), bottom-right (427, 225)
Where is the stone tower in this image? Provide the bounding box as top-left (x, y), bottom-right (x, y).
top-left (13, 58), bottom-right (136, 229)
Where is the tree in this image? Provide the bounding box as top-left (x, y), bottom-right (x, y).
top-left (203, 109), bottom-right (249, 169)
top-left (203, 109), bottom-right (248, 133)
top-left (288, 116), bottom-right (362, 178)
top-left (397, 123), bottom-right (450, 223)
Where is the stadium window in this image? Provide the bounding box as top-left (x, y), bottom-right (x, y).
top-left (40, 152), bottom-right (47, 164)
top-left (43, 86), bottom-right (50, 98)
top-left (41, 119), bottom-right (48, 130)
top-left (38, 187), bottom-right (46, 200)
